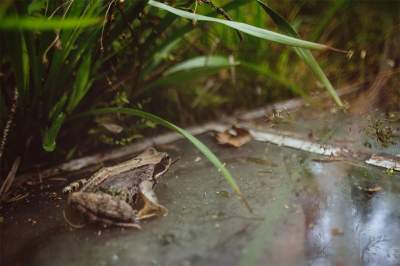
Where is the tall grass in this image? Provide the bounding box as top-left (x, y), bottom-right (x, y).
top-left (0, 0), bottom-right (344, 207)
top-left (0, 0), bottom-right (243, 200)
top-left (185, 1), bottom-right (348, 106)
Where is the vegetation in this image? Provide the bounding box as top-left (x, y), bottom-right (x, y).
top-left (0, 1), bottom-right (398, 201)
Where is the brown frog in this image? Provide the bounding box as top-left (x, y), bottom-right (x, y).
top-left (63, 148), bottom-right (171, 228)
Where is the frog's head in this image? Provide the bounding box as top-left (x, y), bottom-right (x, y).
top-left (139, 147), bottom-right (172, 183)
top-left (153, 152), bottom-right (171, 182)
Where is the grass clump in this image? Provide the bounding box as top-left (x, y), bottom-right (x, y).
top-left (0, 0), bottom-right (366, 205)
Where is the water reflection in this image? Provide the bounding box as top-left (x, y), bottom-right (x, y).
top-left (304, 162), bottom-right (400, 265)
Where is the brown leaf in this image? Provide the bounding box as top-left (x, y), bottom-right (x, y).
top-left (364, 186), bottom-right (382, 192)
top-left (101, 122), bottom-right (124, 134)
top-left (331, 227), bottom-right (344, 236)
top-left (215, 126), bottom-right (252, 148)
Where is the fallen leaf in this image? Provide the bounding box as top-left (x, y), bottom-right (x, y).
top-left (96, 116), bottom-right (124, 134)
top-left (364, 186), bottom-right (382, 192)
top-left (357, 184), bottom-right (382, 193)
top-left (215, 126), bottom-right (252, 148)
top-left (101, 122), bottom-right (123, 134)
top-left (331, 227), bottom-right (344, 236)
top-left (216, 190), bottom-right (230, 198)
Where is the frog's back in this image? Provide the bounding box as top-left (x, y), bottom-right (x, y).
top-left (98, 165), bottom-right (154, 192)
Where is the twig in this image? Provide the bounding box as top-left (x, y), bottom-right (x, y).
top-left (43, 0), bottom-right (74, 63)
top-left (246, 127), bottom-right (399, 172)
top-left (42, 31), bottom-right (61, 64)
top-left (249, 128), bottom-right (352, 157)
top-left (0, 88), bottom-right (18, 160)
top-left (0, 157), bottom-right (21, 201)
top-left (14, 86), bottom-right (360, 183)
top-left (100, 0), bottom-right (117, 52)
top-left (365, 154), bottom-right (400, 171)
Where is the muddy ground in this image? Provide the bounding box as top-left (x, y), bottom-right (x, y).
top-left (1, 102), bottom-right (400, 266)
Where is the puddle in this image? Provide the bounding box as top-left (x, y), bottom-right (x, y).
top-left (1, 106), bottom-right (400, 266)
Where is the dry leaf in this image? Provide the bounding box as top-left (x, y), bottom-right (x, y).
top-left (101, 122), bottom-right (123, 134)
top-left (331, 227), bottom-right (344, 236)
top-left (215, 126), bottom-right (252, 148)
top-left (364, 186), bottom-right (382, 192)
top-left (96, 116), bottom-right (124, 134)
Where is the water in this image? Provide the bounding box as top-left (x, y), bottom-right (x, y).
top-left (1, 107), bottom-right (399, 266)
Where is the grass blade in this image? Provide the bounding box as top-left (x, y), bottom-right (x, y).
top-left (146, 0), bottom-right (249, 64)
top-left (143, 38), bottom-right (181, 76)
top-left (310, 0), bottom-right (347, 41)
top-left (66, 54), bottom-right (92, 114)
top-left (0, 16), bottom-right (102, 30)
top-left (42, 112), bottom-right (66, 152)
top-left (240, 61), bottom-right (306, 97)
top-left (256, 0), bottom-right (344, 107)
top-left (240, 157), bottom-right (297, 266)
top-left (3, 31), bottom-right (30, 100)
top-left (78, 107), bottom-right (252, 211)
top-left (142, 55), bottom-right (237, 93)
top-left (164, 55), bottom-right (238, 75)
top-left (148, 0), bottom-right (341, 52)
top-left (0, 0), bottom-right (12, 18)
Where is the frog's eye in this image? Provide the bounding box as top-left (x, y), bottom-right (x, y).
top-left (154, 156), bottom-right (171, 180)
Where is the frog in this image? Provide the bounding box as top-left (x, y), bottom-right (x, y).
top-left (62, 147), bottom-right (171, 228)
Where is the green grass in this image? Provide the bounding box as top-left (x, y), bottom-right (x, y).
top-left (3, 0), bottom-right (395, 209)
top-left (0, 3), bottom-right (336, 161)
top-left (149, 0), bottom-right (341, 51)
top-left (256, 0), bottom-right (344, 107)
top-left (0, 16), bottom-right (102, 30)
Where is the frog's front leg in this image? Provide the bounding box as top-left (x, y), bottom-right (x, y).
top-left (68, 192), bottom-right (141, 228)
top-left (137, 180), bottom-right (168, 220)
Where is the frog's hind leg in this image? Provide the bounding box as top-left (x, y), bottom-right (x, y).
top-left (63, 178), bottom-right (87, 194)
top-left (137, 180), bottom-right (168, 220)
top-left (69, 192), bottom-right (140, 228)
top-left (84, 211), bottom-right (141, 229)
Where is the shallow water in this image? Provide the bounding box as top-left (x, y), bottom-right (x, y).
top-left (1, 107), bottom-right (400, 266)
